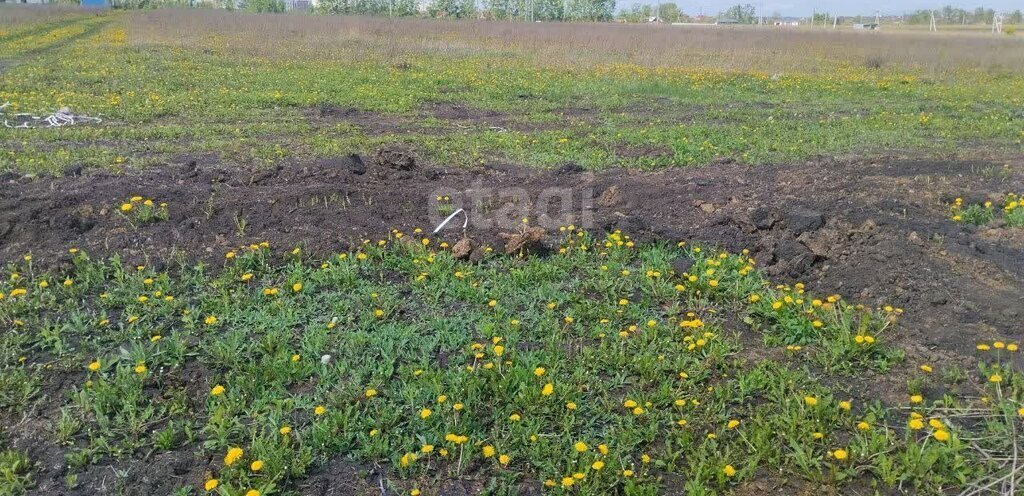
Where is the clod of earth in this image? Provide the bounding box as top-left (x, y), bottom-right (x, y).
top-left (784, 208), bottom-right (825, 235)
top-left (451, 237), bottom-right (473, 259)
top-left (499, 226), bottom-right (546, 254)
top-left (597, 185), bottom-right (622, 207)
top-left (372, 146), bottom-right (417, 171)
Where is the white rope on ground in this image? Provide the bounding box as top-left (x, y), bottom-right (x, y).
top-left (1, 102), bottom-right (102, 129)
top-left (433, 208), bottom-right (468, 234)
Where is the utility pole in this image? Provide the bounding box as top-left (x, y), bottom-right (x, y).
top-left (929, 10), bottom-right (937, 31)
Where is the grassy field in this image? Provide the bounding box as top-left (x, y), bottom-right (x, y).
top-left (1, 7), bottom-right (1024, 496)
top-left (1, 229), bottom-right (1021, 495)
top-left (1, 9), bottom-right (1023, 175)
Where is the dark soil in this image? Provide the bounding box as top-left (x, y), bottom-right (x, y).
top-left (1, 151), bottom-right (1023, 493)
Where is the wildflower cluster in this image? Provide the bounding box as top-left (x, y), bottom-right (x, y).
top-left (0, 231), bottom-right (1018, 495)
top-left (949, 193), bottom-right (1024, 227)
top-left (117, 195), bottom-right (169, 225)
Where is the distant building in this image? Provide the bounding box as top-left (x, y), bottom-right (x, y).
top-left (715, 18), bottom-right (740, 24)
top-left (81, 0), bottom-right (111, 7)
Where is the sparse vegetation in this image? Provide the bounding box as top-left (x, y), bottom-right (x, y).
top-left (2, 10), bottom-right (1024, 175)
top-left (949, 193), bottom-right (1024, 226)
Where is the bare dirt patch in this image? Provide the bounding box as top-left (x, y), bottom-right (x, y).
top-left (1, 153), bottom-right (1022, 406)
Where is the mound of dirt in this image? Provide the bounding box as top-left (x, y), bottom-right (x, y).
top-left (500, 226), bottom-right (546, 254)
top-left (372, 145), bottom-right (416, 171)
top-left (1, 154), bottom-right (1022, 392)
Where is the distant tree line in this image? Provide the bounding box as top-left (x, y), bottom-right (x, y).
top-left (618, 2), bottom-right (683, 22)
top-left (904, 6), bottom-right (1022, 24)
top-left (89, 0), bottom-right (1024, 24)
top-left (314, 0), bottom-right (615, 20)
top-left (103, 0), bottom-right (285, 12)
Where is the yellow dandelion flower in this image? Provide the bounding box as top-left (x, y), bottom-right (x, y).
top-left (224, 447), bottom-right (244, 466)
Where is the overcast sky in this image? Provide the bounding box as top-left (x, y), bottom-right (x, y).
top-left (674, 1), bottom-right (1020, 16)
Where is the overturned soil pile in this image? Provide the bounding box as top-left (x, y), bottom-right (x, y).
top-left (1, 153), bottom-right (1023, 382)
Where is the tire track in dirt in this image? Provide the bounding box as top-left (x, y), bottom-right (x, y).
top-left (0, 14), bottom-right (112, 63)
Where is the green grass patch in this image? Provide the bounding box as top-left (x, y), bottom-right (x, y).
top-left (0, 232), bottom-right (1020, 494)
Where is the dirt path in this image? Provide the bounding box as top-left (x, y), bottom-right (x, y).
top-left (1, 152), bottom-right (1022, 394)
